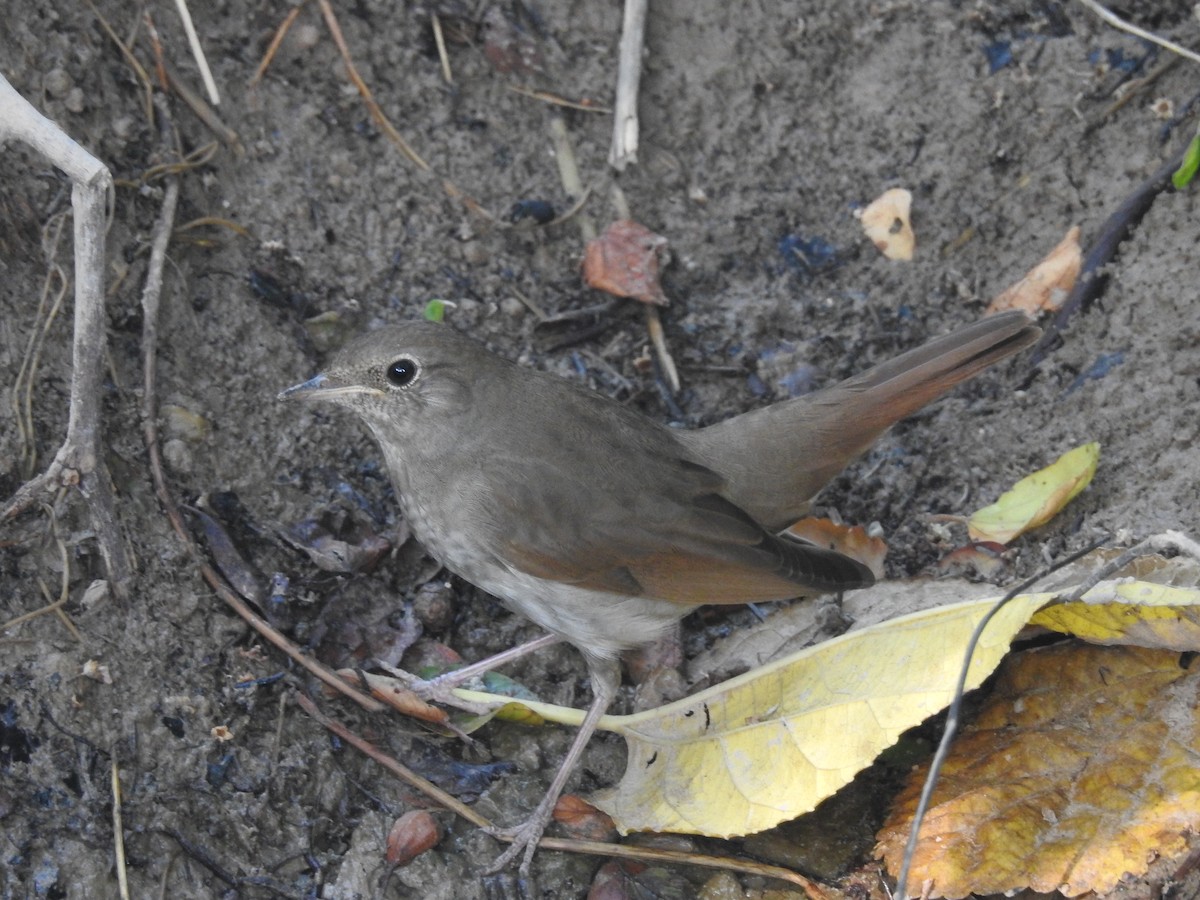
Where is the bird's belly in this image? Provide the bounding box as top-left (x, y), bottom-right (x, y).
top-left (470, 566), bottom-right (688, 660)
top-left (395, 486), bottom-right (687, 657)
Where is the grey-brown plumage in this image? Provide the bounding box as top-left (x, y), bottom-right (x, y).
top-left (280, 309), bottom-right (1039, 875)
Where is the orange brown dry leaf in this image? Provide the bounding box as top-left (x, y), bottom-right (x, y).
top-left (876, 642), bottom-right (1200, 898)
top-left (985, 225), bottom-right (1082, 316)
top-left (785, 517), bottom-right (888, 579)
top-left (582, 219), bottom-right (670, 306)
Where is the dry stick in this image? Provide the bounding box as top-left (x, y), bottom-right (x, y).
top-left (82, 0), bottom-right (155, 125)
top-left (1029, 136), bottom-right (1189, 364)
top-left (164, 64), bottom-right (243, 155)
top-left (1083, 55), bottom-right (1180, 136)
top-left (508, 84), bottom-right (612, 114)
top-left (609, 0), bottom-right (648, 170)
top-left (295, 692), bottom-right (825, 895)
top-left (250, 3), bottom-right (302, 87)
top-left (317, 0), bottom-right (429, 170)
top-left (132, 120), bottom-right (383, 714)
top-left (14, 215), bottom-right (70, 478)
top-left (604, 3), bottom-right (681, 394)
top-left (2, 507), bottom-right (82, 640)
top-left (549, 115), bottom-right (595, 241)
top-left (610, 184), bottom-right (680, 394)
top-left (111, 757), bottom-right (131, 900)
top-left (431, 13), bottom-right (453, 84)
top-left (1075, 0), bottom-right (1200, 66)
top-left (0, 75), bottom-right (131, 596)
top-left (172, 0), bottom-right (220, 104)
top-left (1062, 530), bottom-right (1200, 602)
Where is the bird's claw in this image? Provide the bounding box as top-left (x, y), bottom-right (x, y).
top-left (484, 815), bottom-right (549, 878)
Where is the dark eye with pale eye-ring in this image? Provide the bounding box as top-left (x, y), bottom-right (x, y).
top-left (385, 358), bottom-right (418, 387)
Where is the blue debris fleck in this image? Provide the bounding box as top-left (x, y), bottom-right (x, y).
top-left (1063, 350), bottom-right (1125, 396)
top-left (33, 859), bottom-right (59, 896)
top-left (777, 363), bottom-right (819, 398)
top-left (777, 233), bottom-right (838, 275)
top-left (984, 40), bottom-right (1013, 73)
top-left (207, 752), bottom-right (236, 788)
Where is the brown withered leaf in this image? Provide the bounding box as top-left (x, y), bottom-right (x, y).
top-left (985, 225), bottom-right (1082, 315)
top-left (554, 794), bottom-right (618, 842)
top-left (386, 810), bottom-right (442, 866)
top-left (785, 517), bottom-right (888, 579)
top-left (583, 219), bottom-right (669, 306)
top-left (936, 541), bottom-right (1008, 579)
top-left (876, 642), bottom-right (1200, 898)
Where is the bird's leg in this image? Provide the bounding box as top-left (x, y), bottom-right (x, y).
top-left (485, 656), bottom-right (620, 877)
top-left (378, 633), bottom-right (564, 708)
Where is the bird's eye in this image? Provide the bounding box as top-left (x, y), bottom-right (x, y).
top-left (385, 358), bottom-right (418, 387)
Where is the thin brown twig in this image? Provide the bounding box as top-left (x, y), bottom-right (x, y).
top-left (431, 13), bottom-right (453, 84)
top-left (82, 0), bottom-right (155, 125)
top-left (143, 12), bottom-right (169, 92)
top-left (164, 65), bottom-right (242, 154)
top-left (295, 691), bottom-right (490, 828)
top-left (508, 84), bottom-right (612, 113)
top-left (250, 4), bottom-right (304, 87)
top-left (317, 0), bottom-right (429, 170)
top-left (14, 213), bottom-right (70, 478)
top-left (294, 692), bottom-right (823, 892)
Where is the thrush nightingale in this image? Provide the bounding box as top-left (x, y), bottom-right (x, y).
top-left (281, 309), bottom-right (1039, 875)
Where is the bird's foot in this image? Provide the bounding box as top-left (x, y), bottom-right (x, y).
top-left (484, 799), bottom-right (556, 878)
top-left (371, 662), bottom-right (492, 714)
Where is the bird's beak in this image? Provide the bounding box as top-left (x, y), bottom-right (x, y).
top-left (278, 374), bottom-right (383, 403)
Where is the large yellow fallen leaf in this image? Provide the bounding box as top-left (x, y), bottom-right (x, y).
top-left (985, 225), bottom-right (1082, 315)
top-left (876, 642), bottom-right (1200, 898)
top-left (464, 591), bottom-right (1051, 836)
top-left (448, 563), bottom-right (1200, 843)
top-left (968, 442), bottom-right (1100, 544)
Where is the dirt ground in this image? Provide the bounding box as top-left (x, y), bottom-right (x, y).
top-left (2, 1), bottom-right (1199, 897)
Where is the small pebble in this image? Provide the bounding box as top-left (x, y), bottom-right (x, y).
top-left (412, 580), bottom-right (456, 632)
top-left (112, 115), bottom-right (136, 140)
top-left (43, 67), bottom-right (72, 98)
top-left (162, 438), bottom-right (193, 474)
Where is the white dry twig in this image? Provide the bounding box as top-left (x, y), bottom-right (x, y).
top-left (173, 0), bottom-right (221, 104)
top-left (609, 0), bottom-right (648, 170)
top-left (1076, 0), bottom-right (1200, 66)
top-left (0, 74), bottom-right (130, 593)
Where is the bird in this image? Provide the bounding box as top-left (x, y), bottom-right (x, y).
top-left (280, 309), bottom-right (1039, 875)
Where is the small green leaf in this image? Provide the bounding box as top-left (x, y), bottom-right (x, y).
top-left (1172, 131), bottom-right (1200, 190)
top-left (423, 299), bottom-right (447, 322)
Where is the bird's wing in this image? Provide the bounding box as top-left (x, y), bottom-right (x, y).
top-left (471, 450), bottom-right (874, 606)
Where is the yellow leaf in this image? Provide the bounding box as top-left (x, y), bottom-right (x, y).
top-left (589, 591), bottom-right (1051, 836)
top-left (876, 643), bottom-right (1200, 898)
top-left (448, 563), bottom-right (1200, 847)
top-left (968, 442), bottom-right (1099, 544)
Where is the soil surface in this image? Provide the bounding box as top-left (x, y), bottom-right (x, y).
top-left (2, 1), bottom-right (1198, 897)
